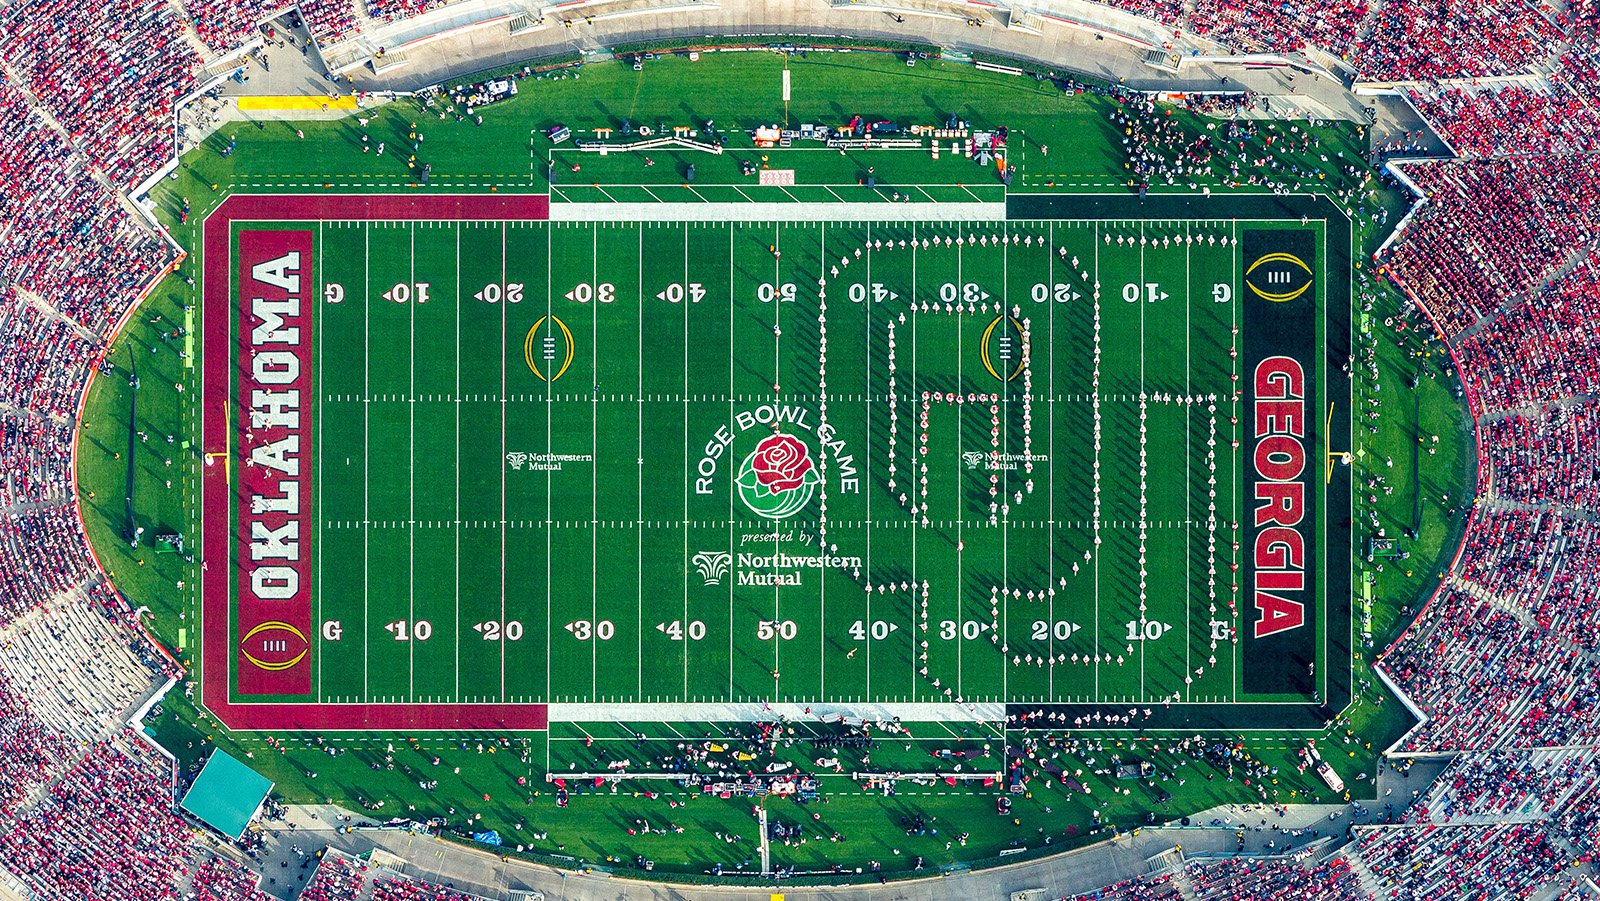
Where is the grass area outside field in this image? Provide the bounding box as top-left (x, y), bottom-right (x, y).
top-left (68, 51), bottom-right (1471, 880)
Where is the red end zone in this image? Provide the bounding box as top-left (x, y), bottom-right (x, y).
top-left (200, 193), bottom-right (549, 731)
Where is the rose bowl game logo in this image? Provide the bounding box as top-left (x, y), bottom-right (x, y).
top-left (736, 433), bottom-right (822, 519)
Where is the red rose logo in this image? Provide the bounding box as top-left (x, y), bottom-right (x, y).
top-left (736, 430), bottom-right (822, 519)
top-left (749, 433), bottom-right (813, 494)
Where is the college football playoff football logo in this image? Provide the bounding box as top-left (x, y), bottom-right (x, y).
top-left (1244, 251), bottom-right (1313, 303)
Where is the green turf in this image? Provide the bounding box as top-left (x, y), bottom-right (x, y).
top-left (71, 50), bottom-right (1473, 880)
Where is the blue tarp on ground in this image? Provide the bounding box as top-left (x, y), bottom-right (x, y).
top-left (180, 750), bottom-right (273, 840)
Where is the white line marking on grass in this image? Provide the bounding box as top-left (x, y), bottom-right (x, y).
top-left (1232, 218), bottom-right (1240, 701)
top-left (1091, 220), bottom-right (1102, 699)
top-left (544, 224), bottom-right (554, 702)
top-left (1047, 220), bottom-right (1055, 703)
top-left (957, 222), bottom-right (966, 702)
top-left (683, 224), bottom-right (691, 701)
top-left (592, 223), bottom-right (599, 701)
top-left (364, 221), bottom-right (371, 702)
top-left (1139, 221), bottom-right (1147, 704)
top-left (409, 221), bottom-right (417, 701)
top-left (1185, 221), bottom-right (1192, 704)
top-left (772, 223), bottom-right (782, 697)
top-left (638, 225), bottom-right (645, 701)
top-left (909, 221), bottom-right (918, 703)
top-left (727, 223), bottom-right (735, 702)
top-left (455, 222), bottom-right (462, 703)
top-left (501, 222), bottom-right (509, 702)
top-left (317, 221), bottom-right (325, 703)
top-left (818, 219), bottom-right (827, 700)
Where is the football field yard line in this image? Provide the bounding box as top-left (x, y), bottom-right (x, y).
top-left (542, 222), bottom-right (550, 705)
top-left (1092, 220), bottom-right (1100, 699)
top-left (818, 220), bottom-right (827, 701)
top-left (726, 224), bottom-right (734, 703)
top-left (909, 222), bottom-right (918, 701)
top-left (771, 224), bottom-right (783, 695)
top-left (1138, 222), bottom-right (1146, 703)
top-left (683, 226), bottom-right (691, 701)
top-left (957, 224), bottom-right (966, 702)
top-left (864, 222), bottom-right (874, 704)
top-left (999, 223), bottom-right (1008, 705)
top-left (317, 221), bottom-right (325, 703)
top-left (864, 223), bottom-right (874, 701)
top-left (454, 222), bottom-right (461, 703)
top-left (1183, 223), bottom-right (1191, 702)
top-left (637, 226), bottom-right (644, 701)
top-left (451, 224), bottom-right (457, 704)
top-left (364, 221), bottom-right (371, 702)
top-left (591, 224), bottom-right (598, 702)
top-left (1047, 220), bottom-right (1055, 701)
top-left (1231, 219), bottom-right (1240, 699)
top-left (501, 222), bottom-right (510, 703)
top-left (409, 222), bottom-right (417, 701)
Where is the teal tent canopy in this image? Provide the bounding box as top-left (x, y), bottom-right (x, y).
top-left (180, 750), bottom-right (274, 840)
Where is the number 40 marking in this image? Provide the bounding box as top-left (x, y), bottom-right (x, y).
top-left (849, 620), bottom-right (899, 640)
top-left (656, 620), bottom-right (706, 640)
top-left (657, 283), bottom-right (705, 303)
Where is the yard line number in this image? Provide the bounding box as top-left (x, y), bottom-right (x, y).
top-left (384, 619), bottom-right (433, 641)
top-left (472, 620), bottom-right (524, 641)
top-left (564, 619), bottom-right (615, 641)
top-left (656, 620), bottom-right (707, 641)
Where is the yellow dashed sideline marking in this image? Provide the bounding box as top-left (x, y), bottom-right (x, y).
top-left (236, 95), bottom-right (359, 111)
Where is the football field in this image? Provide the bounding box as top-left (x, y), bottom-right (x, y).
top-left (201, 192), bottom-right (1351, 730)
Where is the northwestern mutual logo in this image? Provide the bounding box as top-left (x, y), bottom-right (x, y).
top-left (692, 551), bottom-right (732, 586)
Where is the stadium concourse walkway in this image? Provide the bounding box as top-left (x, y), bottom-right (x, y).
top-left (260, 800), bottom-right (1355, 901)
top-left (250, 759), bottom-right (1452, 899)
top-left (219, 0), bottom-right (1378, 132)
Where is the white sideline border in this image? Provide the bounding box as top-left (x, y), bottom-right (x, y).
top-left (548, 200), bottom-right (1009, 222)
top-left (547, 701), bottom-right (1006, 722)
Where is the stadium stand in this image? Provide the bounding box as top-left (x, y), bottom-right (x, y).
top-left (1188, 0), bottom-right (1367, 55)
top-left (301, 0), bottom-right (361, 44)
top-left (1349, 0), bottom-right (1564, 81)
top-left (298, 848), bottom-right (498, 901)
top-left (364, 0), bottom-right (455, 25)
top-left (1353, 821), bottom-right (1566, 898)
top-left (1070, 852), bottom-right (1371, 901)
top-left (188, 853), bottom-right (272, 901)
top-left (1185, 854), bottom-right (1368, 900)
top-left (1067, 871), bottom-right (1183, 900)
top-left (0, 0), bottom-right (203, 190)
top-left (0, 738), bottom-right (195, 901)
top-left (1382, 157), bottom-right (1598, 337)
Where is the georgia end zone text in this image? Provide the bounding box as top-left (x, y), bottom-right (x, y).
top-left (1005, 193), bottom-right (1353, 730)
